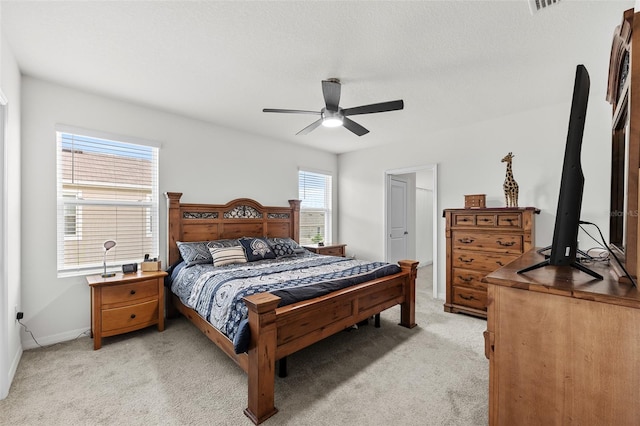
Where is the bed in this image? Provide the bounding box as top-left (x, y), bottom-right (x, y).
top-left (165, 193), bottom-right (418, 424)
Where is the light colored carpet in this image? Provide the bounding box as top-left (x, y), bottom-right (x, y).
top-left (1, 266), bottom-right (488, 425)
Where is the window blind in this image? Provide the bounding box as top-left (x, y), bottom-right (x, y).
top-left (298, 170), bottom-right (332, 245)
top-left (56, 131), bottom-right (159, 277)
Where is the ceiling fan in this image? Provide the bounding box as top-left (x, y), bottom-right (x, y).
top-left (263, 78), bottom-right (404, 136)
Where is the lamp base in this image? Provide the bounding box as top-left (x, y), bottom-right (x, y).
top-left (101, 272), bottom-right (116, 278)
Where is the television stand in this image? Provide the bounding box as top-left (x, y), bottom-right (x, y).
top-left (517, 257), bottom-right (603, 280)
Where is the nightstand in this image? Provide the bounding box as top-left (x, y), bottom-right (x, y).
top-left (302, 243), bottom-right (347, 257)
top-left (87, 270), bottom-right (167, 350)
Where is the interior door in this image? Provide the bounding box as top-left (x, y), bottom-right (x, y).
top-left (387, 176), bottom-right (408, 263)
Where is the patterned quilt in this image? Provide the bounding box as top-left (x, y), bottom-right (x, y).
top-left (170, 252), bottom-right (401, 353)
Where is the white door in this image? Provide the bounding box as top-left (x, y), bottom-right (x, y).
top-left (387, 176), bottom-right (408, 263)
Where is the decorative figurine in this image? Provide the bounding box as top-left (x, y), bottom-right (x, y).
top-left (502, 152), bottom-right (519, 207)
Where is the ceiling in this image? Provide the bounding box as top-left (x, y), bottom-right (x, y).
top-left (1, 1), bottom-right (634, 154)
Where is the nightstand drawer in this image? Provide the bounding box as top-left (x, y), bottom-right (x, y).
top-left (321, 247), bottom-right (345, 257)
top-left (102, 299), bottom-right (159, 333)
top-left (101, 279), bottom-right (158, 305)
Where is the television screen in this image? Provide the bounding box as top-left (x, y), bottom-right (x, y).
top-left (518, 64), bottom-right (602, 280)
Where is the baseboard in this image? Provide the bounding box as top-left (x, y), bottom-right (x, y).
top-left (21, 327), bottom-right (91, 350)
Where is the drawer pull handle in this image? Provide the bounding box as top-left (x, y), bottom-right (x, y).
top-left (496, 261), bottom-right (505, 267)
top-left (130, 290), bottom-right (136, 295)
top-left (479, 218), bottom-right (491, 222)
top-left (458, 276), bottom-right (473, 282)
top-left (497, 241), bottom-right (515, 247)
top-left (458, 238), bottom-right (475, 244)
top-left (458, 257), bottom-right (474, 263)
top-left (130, 314), bottom-right (136, 319)
top-left (460, 294), bottom-right (475, 301)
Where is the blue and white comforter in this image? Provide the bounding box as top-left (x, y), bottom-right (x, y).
top-left (170, 252), bottom-right (401, 353)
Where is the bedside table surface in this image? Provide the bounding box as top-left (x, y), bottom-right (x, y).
top-left (87, 270), bottom-right (167, 287)
top-left (302, 243), bottom-right (346, 249)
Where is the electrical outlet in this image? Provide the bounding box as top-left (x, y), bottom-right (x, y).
top-left (16, 311), bottom-right (24, 320)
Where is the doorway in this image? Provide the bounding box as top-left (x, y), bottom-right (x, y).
top-left (385, 164), bottom-right (438, 298)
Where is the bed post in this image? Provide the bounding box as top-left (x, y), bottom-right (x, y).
top-left (243, 292), bottom-right (281, 424)
top-left (288, 199), bottom-right (301, 243)
top-left (398, 260), bottom-right (419, 328)
top-left (165, 192), bottom-right (183, 266)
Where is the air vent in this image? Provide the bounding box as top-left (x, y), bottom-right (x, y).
top-left (528, 0), bottom-right (561, 15)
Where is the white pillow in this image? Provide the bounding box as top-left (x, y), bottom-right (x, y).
top-left (209, 246), bottom-right (247, 267)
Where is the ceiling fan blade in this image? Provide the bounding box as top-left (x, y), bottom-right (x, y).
top-left (342, 117), bottom-right (369, 136)
top-left (322, 80), bottom-right (341, 111)
top-left (342, 100), bottom-right (404, 116)
top-left (263, 108), bottom-right (321, 115)
top-left (296, 118), bottom-right (323, 135)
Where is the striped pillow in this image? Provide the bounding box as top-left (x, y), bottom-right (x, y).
top-left (209, 246), bottom-right (247, 267)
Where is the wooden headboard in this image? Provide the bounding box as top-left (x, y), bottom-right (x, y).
top-left (165, 193), bottom-right (301, 265)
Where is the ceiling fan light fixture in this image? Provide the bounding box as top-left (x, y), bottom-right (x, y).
top-left (321, 110), bottom-right (343, 127)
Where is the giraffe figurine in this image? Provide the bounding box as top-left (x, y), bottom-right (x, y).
top-left (501, 152), bottom-right (519, 207)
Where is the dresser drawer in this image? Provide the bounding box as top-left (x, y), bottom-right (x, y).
top-left (452, 286), bottom-right (487, 311)
top-left (453, 214), bottom-right (476, 226)
top-left (452, 250), bottom-right (519, 273)
top-left (452, 268), bottom-right (488, 291)
top-left (497, 213), bottom-right (522, 228)
top-left (475, 214), bottom-right (496, 226)
top-left (452, 231), bottom-right (523, 254)
top-left (101, 279), bottom-right (158, 305)
top-left (101, 299), bottom-right (159, 333)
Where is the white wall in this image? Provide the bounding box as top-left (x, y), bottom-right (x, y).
top-left (20, 77), bottom-right (337, 348)
top-left (0, 30), bottom-right (22, 397)
top-left (339, 92), bottom-right (612, 299)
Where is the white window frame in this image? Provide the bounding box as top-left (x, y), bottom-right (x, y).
top-left (298, 168), bottom-right (333, 245)
top-left (55, 125), bottom-right (160, 277)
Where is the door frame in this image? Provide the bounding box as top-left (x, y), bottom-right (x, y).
top-left (384, 164), bottom-right (439, 298)
top-left (0, 90), bottom-right (8, 399)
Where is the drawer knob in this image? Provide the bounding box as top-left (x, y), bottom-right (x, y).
top-left (497, 240), bottom-right (515, 247)
top-left (130, 313), bottom-right (136, 319)
top-left (130, 290), bottom-right (136, 295)
top-left (458, 238), bottom-right (475, 244)
top-left (458, 257), bottom-right (474, 263)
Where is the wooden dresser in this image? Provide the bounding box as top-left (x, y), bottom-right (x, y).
top-left (87, 270), bottom-right (167, 350)
top-left (443, 207), bottom-right (538, 318)
top-left (483, 249), bottom-right (640, 425)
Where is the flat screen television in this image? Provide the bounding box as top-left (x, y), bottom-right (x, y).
top-left (518, 64), bottom-right (602, 280)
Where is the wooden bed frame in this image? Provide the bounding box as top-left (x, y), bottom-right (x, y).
top-left (165, 193), bottom-right (418, 424)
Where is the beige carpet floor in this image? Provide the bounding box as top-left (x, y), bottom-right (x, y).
top-left (1, 266), bottom-right (488, 425)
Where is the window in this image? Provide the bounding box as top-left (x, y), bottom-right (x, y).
top-left (298, 169), bottom-right (332, 245)
top-left (56, 128), bottom-right (159, 277)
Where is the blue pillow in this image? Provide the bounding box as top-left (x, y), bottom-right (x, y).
top-left (176, 241), bottom-right (211, 267)
top-left (240, 237), bottom-right (277, 262)
top-left (268, 238), bottom-right (296, 258)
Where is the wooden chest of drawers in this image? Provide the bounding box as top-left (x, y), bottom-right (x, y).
top-left (443, 207), bottom-right (538, 318)
top-left (87, 270), bottom-right (167, 349)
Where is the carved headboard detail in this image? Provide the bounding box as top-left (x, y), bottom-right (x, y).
top-left (165, 192), bottom-right (301, 265)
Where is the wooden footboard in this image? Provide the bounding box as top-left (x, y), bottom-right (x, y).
top-left (242, 259), bottom-right (417, 424)
top-left (164, 193), bottom-right (418, 424)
